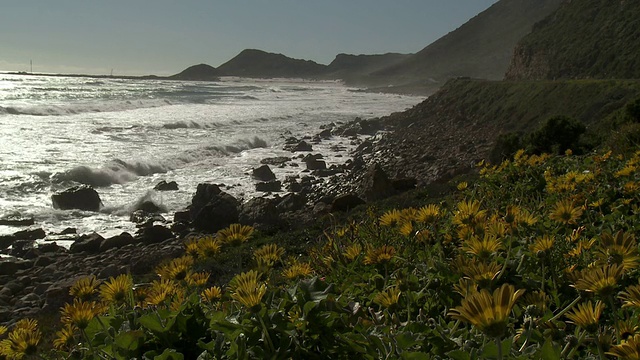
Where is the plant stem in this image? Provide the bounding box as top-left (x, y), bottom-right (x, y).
top-left (549, 296), bottom-right (581, 322)
top-left (257, 313), bottom-right (275, 354)
top-left (496, 337), bottom-right (503, 360)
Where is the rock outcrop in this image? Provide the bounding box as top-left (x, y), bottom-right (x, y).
top-left (52, 186), bottom-right (102, 211)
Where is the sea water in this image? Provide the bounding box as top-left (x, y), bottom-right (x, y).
top-left (0, 74), bottom-right (422, 238)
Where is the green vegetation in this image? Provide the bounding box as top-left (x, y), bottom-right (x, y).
top-left (506, 0), bottom-right (640, 80)
top-left (3, 146), bottom-right (640, 359)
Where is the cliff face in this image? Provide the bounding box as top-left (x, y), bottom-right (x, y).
top-left (505, 0), bottom-right (640, 80)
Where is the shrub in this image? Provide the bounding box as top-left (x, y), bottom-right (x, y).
top-left (489, 132), bottom-right (522, 164)
top-left (525, 115), bottom-right (586, 154)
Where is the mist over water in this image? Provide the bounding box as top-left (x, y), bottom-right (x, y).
top-left (0, 74), bottom-right (422, 237)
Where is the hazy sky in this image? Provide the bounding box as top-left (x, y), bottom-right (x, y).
top-left (1, 1), bottom-right (498, 76)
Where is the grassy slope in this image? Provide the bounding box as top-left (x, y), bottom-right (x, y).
top-left (506, 0), bottom-right (640, 80)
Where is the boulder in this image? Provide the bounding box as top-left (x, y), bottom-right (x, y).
top-left (69, 232), bottom-right (105, 254)
top-left (192, 191), bottom-right (239, 233)
top-left (0, 216), bottom-right (34, 227)
top-left (392, 178), bottom-right (418, 193)
top-left (12, 228), bottom-right (46, 241)
top-left (154, 180), bottom-right (179, 191)
top-left (239, 197), bottom-right (282, 230)
top-left (305, 159), bottom-right (327, 171)
top-left (100, 232), bottom-right (135, 252)
top-left (276, 193), bottom-right (307, 213)
top-left (331, 194), bottom-right (366, 212)
top-left (0, 235), bottom-right (14, 250)
top-left (189, 183), bottom-right (223, 217)
top-left (359, 163), bottom-right (395, 202)
top-left (252, 165), bottom-right (276, 182)
top-left (260, 157), bottom-right (291, 166)
top-left (138, 225), bottom-right (173, 245)
top-left (256, 180), bottom-right (282, 192)
top-left (0, 258), bottom-right (31, 276)
top-left (52, 185), bottom-right (102, 211)
top-left (173, 210), bottom-right (191, 224)
top-left (292, 141), bottom-right (313, 152)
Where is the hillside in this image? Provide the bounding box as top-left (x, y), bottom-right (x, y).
top-left (216, 49), bottom-right (326, 78)
top-left (356, 78), bottom-right (640, 185)
top-left (169, 63), bottom-right (218, 81)
top-left (505, 0), bottom-right (640, 80)
top-left (363, 0), bottom-right (563, 93)
top-left (323, 53), bottom-right (411, 82)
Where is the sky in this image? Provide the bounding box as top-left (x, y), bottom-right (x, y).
top-left (0, 1), bottom-right (499, 76)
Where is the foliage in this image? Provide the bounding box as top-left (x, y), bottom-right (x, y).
top-left (525, 115), bottom-right (586, 155)
top-left (4, 149), bottom-right (640, 359)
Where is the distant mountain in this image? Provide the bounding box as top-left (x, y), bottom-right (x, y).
top-left (505, 0), bottom-right (640, 80)
top-left (364, 0), bottom-right (563, 92)
top-left (216, 49), bottom-right (326, 78)
top-left (324, 53), bottom-right (411, 81)
top-left (169, 64), bottom-right (218, 81)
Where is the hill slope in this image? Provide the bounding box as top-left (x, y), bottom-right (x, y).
top-left (216, 49), bottom-right (326, 78)
top-left (169, 64), bottom-right (218, 81)
top-left (365, 0), bottom-right (563, 92)
top-left (506, 0), bottom-right (640, 80)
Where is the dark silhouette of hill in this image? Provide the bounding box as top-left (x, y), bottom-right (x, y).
top-left (323, 53), bottom-right (411, 81)
top-left (364, 0), bottom-right (563, 93)
top-left (506, 0), bottom-right (640, 80)
top-left (169, 64), bottom-right (219, 81)
top-left (216, 49), bottom-right (326, 78)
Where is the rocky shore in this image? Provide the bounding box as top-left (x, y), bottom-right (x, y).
top-left (0, 101), bottom-right (481, 326)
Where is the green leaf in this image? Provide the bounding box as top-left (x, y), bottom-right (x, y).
top-left (401, 352), bottom-right (430, 360)
top-left (446, 349), bottom-right (471, 360)
top-left (139, 313), bottom-right (176, 334)
top-left (154, 349), bottom-right (184, 360)
top-left (395, 332), bottom-right (421, 350)
top-left (114, 330), bottom-right (144, 351)
top-left (540, 339), bottom-right (561, 360)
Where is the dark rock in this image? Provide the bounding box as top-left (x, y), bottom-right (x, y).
top-left (192, 191), bottom-right (239, 233)
top-left (252, 165), bottom-right (276, 182)
top-left (392, 178), bottom-right (418, 192)
top-left (58, 227), bottom-right (77, 235)
top-left (276, 193), bottom-right (307, 212)
top-left (135, 200), bottom-right (165, 214)
top-left (130, 210), bottom-right (166, 225)
top-left (0, 258), bottom-right (31, 276)
top-left (319, 129), bottom-right (332, 139)
top-left (331, 194), bottom-right (366, 212)
top-left (138, 225), bottom-right (174, 245)
top-left (69, 232), bottom-right (105, 254)
top-left (305, 158), bottom-right (326, 171)
top-left (189, 183), bottom-right (223, 217)
top-left (255, 181), bottom-right (282, 192)
top-left (239, 197), bottom-right (282, 230)
top-left (100, 232), bottom-right (135, 252)
top-left (292, 141), bottom-right (313, 152)
top-left (260, 157), bottom-right (291, 166)
top-left (52, 185), bottom-right (102, 211)
top-left (9, 240), bottom-right (35, 258)
top-left (0, 235), bottom-right (14, 250)
top-left (37, 242), bottom-right (64, 253)
top-left (12, 228), bottom-right (46, 241)
top-left (0, 216), bottom-right (34, 227)
top-left (173, 210), bottom-right (191, 224)
top-left (359, 163), bottom-right (395, 201)
top-left (34, 256), bottom-right (55, 267)
top-left (154, 180), bottom-right (179, 191)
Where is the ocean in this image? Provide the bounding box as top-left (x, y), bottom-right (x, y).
top-left (0, 74), bottom-right (422, 239)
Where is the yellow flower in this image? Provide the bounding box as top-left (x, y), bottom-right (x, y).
top-left (69, 275), bottom-right (101, 301)
top-left (549, 199), bottom-right (583, 225)
top-left (453, 200), bottom-right (487, 228)
top-left (0, 325), bottom-right (6, 337)
top-left (60, 299), bottom-right (103, 330)
top-left (253, 244), bottom-right (285, 268)
top-left (218, 223), bottom-right (254, 246)
top-left (608, 333), bottom-right (640, 359)
top-left (565, 300), bottom-right (605, 334)
top-left (522, 290), bottom-right (549, 317)
top-left (462, 260), bottom-right (502, 288)
top-left (448, 283), bottom-right (525, 338)
top-left (53, 325), bottom-right (76, 351)
top-left (184, 238), bottom-right (201, 259)
top-left (201, 286), bottom-right (223, 303)
top-left (99, 273), bottom-right (133, 305)
top-left (573, 264), bottom-right (624, 298)
top-left (0, 321), bottom-right (41, 359)
top-left (156, 256), bottom-right (194, 281)
top-left (415, 204), bottom-right (441, 224)
top-left (229, 270), bottom-right (267, 311)
top-left (342, 243), bottom-right (362, 262)
top-left (196, 236), bottom-right (222, 258)
top-left (379, 209), bottom-right (402, 227)
top-left (145, 278), bottom-right (180, 307)
top-left (617, 319), bottom-right (640, 341)
top-left (620, 284), bottom-right (640, 309)
top-left (398, 221), bottom-right (414, 237)
top-left (530, 235), bottom-right (555, 256)
top-left (363, 245), bottom-right (396, 265)
top-left (374, 287), bottom-right (401, 309)
top-left (186, 272), bottom-right (210, 287)
top-left (453, 278), bottom-right (478, 298)
top-left (282, 261), bottom-right (314, 280)
top-left (462, 235), bottom-right (503, 259)
top-left (457, 181), bottom-right (468, 191)
top-left (596, 230), bottom-right (639, 271)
